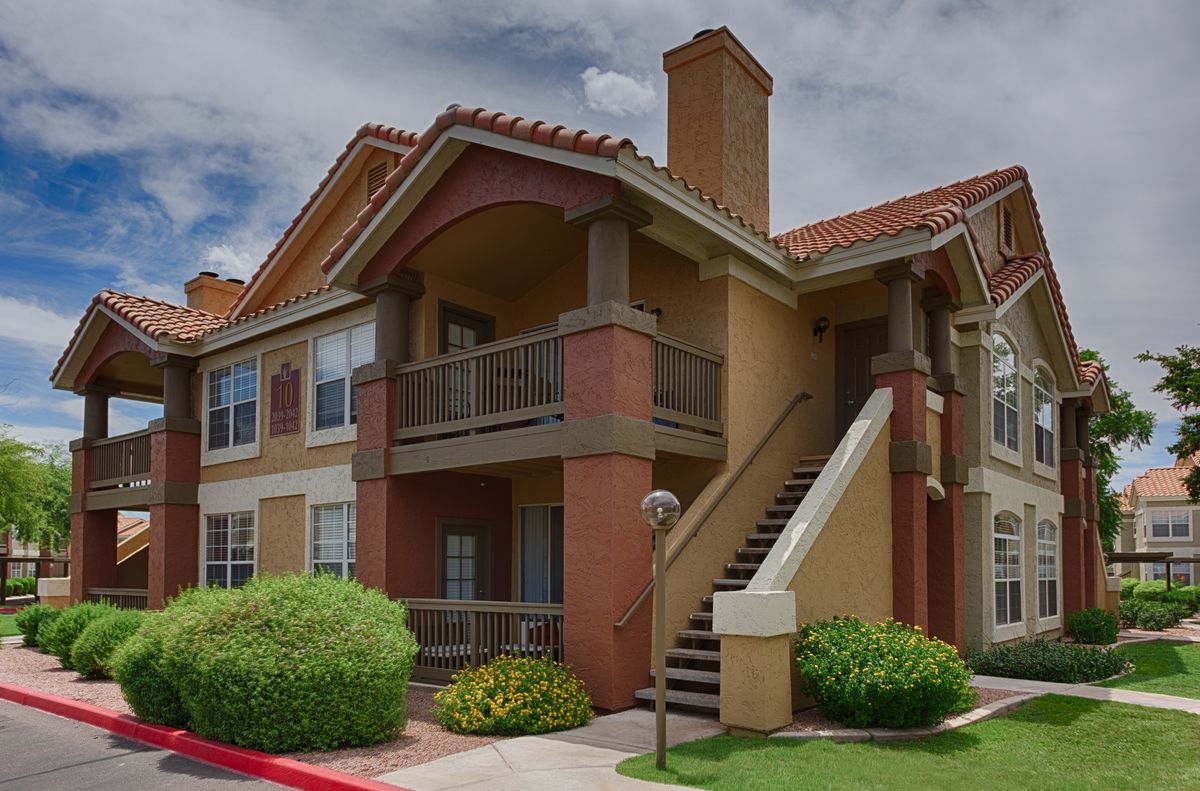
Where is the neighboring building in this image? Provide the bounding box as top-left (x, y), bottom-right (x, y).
top-left (1, 532), bottom-right (67, 579)
top-left (1119, 454), bottom-right (1200, 585)
top-left (49, 28), bottom-right (1109, 715)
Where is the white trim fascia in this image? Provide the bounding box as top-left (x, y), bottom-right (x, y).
top-left (992, 269), bottom-right (1045, 319)
top-left (962, 181), bottom-right (1024, 218)
top-left (940, 225), bottom-right (991, 306)
top-left (451, 126), bottom-right (617, 176)
top-left (189, 289), bottom-right (367, 356)
top-left (52, 309), bottom-right (107, 390)
top-left (791, 229), bottom-right (931, 293)
top-left (953, 304), bottom-right (997, 325)
top-left (699, 254), bottom-right (797, 308)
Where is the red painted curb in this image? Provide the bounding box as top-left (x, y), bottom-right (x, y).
top-left (0, 683), bottom-right (408, 791)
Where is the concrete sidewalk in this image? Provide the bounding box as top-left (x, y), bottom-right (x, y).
top-left (375, 708), bottom-right (725, 790)
top-left (972, 675), bottom-right (1200, 714)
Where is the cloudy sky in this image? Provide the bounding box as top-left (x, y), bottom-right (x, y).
top-left (0, 0), bottom-right (1195, 486)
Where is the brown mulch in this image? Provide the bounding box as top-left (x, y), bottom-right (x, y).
top-left (0, 643), bottom-right (501, 777)
top-left (780, 687), bottom-right (1024, 733)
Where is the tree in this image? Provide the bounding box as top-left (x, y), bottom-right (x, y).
top-left (1137, 343), bottom-right (1200, 502)
top-left (1080, 350), bottom-right (1155, 551)
top-left (0, 427), bottom-right (72, 550)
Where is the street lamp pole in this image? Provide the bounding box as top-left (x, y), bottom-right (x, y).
top-left (641, 489), bottom-right (681, 772)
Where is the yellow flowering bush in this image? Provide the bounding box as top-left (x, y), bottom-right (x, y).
top-left (434, 655), bottom-right (593, 735)
top-left (795, 616), bottom-right (975, 728)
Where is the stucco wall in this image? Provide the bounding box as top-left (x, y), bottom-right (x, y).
top-left (116, 547), bottom-right (148, 588)
top-left (259, 494), bottom-right (306, 575)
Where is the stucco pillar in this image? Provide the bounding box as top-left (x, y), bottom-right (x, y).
top-left (1079, 408), bottom-right (1098, 608)
top-left (1060, 399), bottom-right (1086, 617)
top-left (713, 590), bottom-right (796, 735)
top-left (559, 300), bottom-right (656, 711)
top-left (157, 357), bottom-right (196, 420)
top-left (69, 386), bottom-right (117, 604)
top-left (82, 388), bottom-right (110, 440)
top-left (566, 196), bottom-right (652, 307)
top-left (146, 417), bottom-right (200, 609)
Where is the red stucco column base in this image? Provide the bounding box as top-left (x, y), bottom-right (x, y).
top-left (147, 503), bottom-right (198, 609)
top-left (69, 509), bottom-right (118, 603)
top-left (563, 452), bottom-right (653, 711)
top-left (928, 389), bottom-right (965, 650)
top-left (354, 372), bottom-right (399, 598)
top-left (1061, 456), bottom-right (1086, 617)
top-left (1083, 460), bottom-right (1099, 609)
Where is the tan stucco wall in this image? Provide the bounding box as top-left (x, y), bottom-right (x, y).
top-left (927, 402), bottom-right (943, 483)
top-left (259, 494), bottom-right (306, 575)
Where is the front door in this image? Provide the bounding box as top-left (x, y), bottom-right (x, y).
top-left (835, 319), bottom-right (889, 438)
top-left (440, 522), bottom-right (493, 600)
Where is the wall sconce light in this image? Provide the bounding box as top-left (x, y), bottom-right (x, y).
top-left (812, 316), bottom-right (831, 343)
top-left (650, 307), bottom-right (663, 318)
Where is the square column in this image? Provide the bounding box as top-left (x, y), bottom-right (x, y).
top-left (1059, 400), bottom-right (1086, 616)
top-left (68, 387), bottom-right (117, 603)
top-left (146, 417), bottom-right (201, 609)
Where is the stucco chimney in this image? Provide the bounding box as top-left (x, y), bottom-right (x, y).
top-left (184, 271), bottom-right (242, 315)
top-left (662, 27), bottom-right (773, 232)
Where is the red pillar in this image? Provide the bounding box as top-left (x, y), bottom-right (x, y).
top-left (561, 315), bottom-right (653, 711)
top-left (1061, 456), bottom-right (1086, 617)
top-left (1082, 459), bottom-right (1099, 609)
top-left (353, 367), bottom-right (400, 597)
top-left (927, 388), bottom-right (965, 650)
top-left (68, 444), bottom-right (118, 603)
top-left (146, 423), bottom-right (200, 609)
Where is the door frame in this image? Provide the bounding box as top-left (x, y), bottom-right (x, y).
top-left (435, 518), bottom-right (495, 600)
top-left (834, 317), bottom-right (889, 438)
top-left (437, 300), bottom-right (496, 355)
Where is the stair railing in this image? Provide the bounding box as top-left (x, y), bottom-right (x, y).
top-left (614, 391), bottom-right (813, 629)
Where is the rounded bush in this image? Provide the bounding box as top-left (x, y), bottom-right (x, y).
top-left (1134, 601), bottom-right (1188, 631)
top-left (1118, 598), bottom-right (1142, 628)
top-left (1119, 577), bottom-right (1141, 600)
top-left (967, 639), bottom-right (1127, 683)
top-left (14, 603), bottom-right (60, 647)
top-left (70, 609), bottom-right (145, 678)
top-left (434, 655), bottom-right (593, 735)
top-left (1133, 580), bottom-right (1168, 602)
top-left (156, 573), bottom-right (418, 753)
top-left (794, 617), bottom-right (975, 729)
top-left (1166, 585), bottom-right (1200, 615)
top-left (38, 602), bottom-right (117, 669)
top-left (1067, 608), bottom-right (1119, 645)
top-left (109, 612), bottom-right (188, 727)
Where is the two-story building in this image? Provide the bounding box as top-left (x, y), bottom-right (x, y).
top-left (50, 27), bottom-right (1109, 721)
top-left (1119, 454), bottom-right (1200, 585)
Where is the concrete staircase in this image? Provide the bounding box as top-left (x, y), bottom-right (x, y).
top-left (634, 458), bottom-right (828, 713)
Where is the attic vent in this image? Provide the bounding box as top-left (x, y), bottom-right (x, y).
top-left (1001, 205), bottom-right (1014, 252)
top-left (366, 162), bottom-right (389, 198)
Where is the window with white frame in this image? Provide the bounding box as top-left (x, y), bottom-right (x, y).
top-left (1151, 562), bottom-right (1192, 586)
top-left (205, 512), bottom-right (256, 588)
top-left (1037, 520), bottom-right (1058, 619)
top-left (1150, 510), bottom-right (1190, 539)
top-left (208, 360), bottom-right (257, 451)
top-left (994, 513), bottom-right (1023, 626)
top-left (312, 503), bottom-right (356, 578)
top-left (992, 335), bottom-right (1019, 452)
top-left (314, 324), bottom-right (375, 430)
top-left (1034, 369), bottom-right (1055, 467)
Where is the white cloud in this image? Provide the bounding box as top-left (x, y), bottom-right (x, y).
top-left (0, 295), bottom-right (80, 351)
top-left (2, 422), bottom-right (79, 446)
top-left (580, 66), bottom-right (657, 116)
top-left (202, 244), bottom-right (260, 281)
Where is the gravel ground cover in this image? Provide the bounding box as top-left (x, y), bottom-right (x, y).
top-left (0, 643), bottom-right (504, 777)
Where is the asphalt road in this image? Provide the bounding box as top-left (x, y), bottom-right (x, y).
top-left (0, 700), bottom-right (281, 790)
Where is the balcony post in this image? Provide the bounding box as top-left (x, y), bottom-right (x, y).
top-left (69, 385), bottom-right (117, 604)
top-left (82, 387), bottom-right (109, 440)
top-left (157, 355), bottom-right (196, 420)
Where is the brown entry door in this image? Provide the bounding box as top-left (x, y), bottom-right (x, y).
top-left (835, 319), bottom-right (889, 438)
top-left (440, 523), bottom-right (493, 601)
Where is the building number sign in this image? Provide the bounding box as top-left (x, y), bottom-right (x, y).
top-left (270, 362), bottom-right (301, 436)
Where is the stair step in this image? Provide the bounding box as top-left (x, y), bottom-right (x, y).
top-left (776, 491), bottom-right (806, 503)
top-left (755, 518), bottom-right (789, 529)
top-left (724, 562), bottom-right (760, 572)
top-left (689, 611), bottom-right (714, 622)
top-left (784, 480), bottom-right (817, 489)
top-left (736, 547), bottom-right (771, 557)
top-left (634, 687), bottom-right (721, 711)
top-left (666, 647), bottom-right (720, 663)
top-left (765, 505), bottom-right (798, 516)
top-left (745, 532), bottom-right (782, 542)
top-left (701, 595), bottom-right (714, 605)
top-left (650, 667), bottom-right (721, 685)
top-left (792, 466), bottom-right (824, 477)
top-left (678, 629), bottom-right (720, 642)
top-left (712, 578), bottom-right (750, 589)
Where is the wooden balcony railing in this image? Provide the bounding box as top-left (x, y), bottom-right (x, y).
top-left (395, 328), bottom-right (563, 440)
top-left (404, 598), bottom-right (563, 683)
top-left (89, 429), bottom-right (151, 491)
top-left (652, 334), bottom-right (723, 433)
top-left (85, 588), bottom-right (149, 610)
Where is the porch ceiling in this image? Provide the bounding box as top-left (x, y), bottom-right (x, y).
top-left (406, 204), bottom-right (585, 301)
top-left (92, 351), bottom-right (163, 401)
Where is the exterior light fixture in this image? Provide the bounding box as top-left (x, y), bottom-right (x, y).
top-left (812, 316), bottom-right (831, 343)
top-left (640, 488), bottom-right (680, 770)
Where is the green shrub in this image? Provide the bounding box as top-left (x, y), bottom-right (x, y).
top-left (1118, 598), bottom-right (1142, 628)
top-left (38, 602), bottom-right (117, 669)
top-left (1134, 601), bottom-right (1188, 631)
top-left (1166, 585), bottom-right (1200, 615)
top-left (434, 656), bottom-right (593, 735)
top-left (967, 639), bottom-right (1127, 683)
top-left (1133, 580), bottom-right (1168, 602)
top-left (13, 603), bottom-right (60, 647)
top-left (109, 612), bottom-right (188, 727)
top-left (70, 610), bottom-right (146, 678)
top-left (152, 573), bottom-right (418, 752)
top-left (794, 617), bottom-right (975, 729)
top-left (1120, 577), bottom-right (1141, 599)
top-left (1067, 608), bottom-right (1119, 645)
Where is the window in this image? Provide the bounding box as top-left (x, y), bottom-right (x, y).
top-left (1151, 563), bottom-right (1192, 586)
top-left (1150, 510), bottom-right (1190, 539)
top-left (438, 302), bottom-right (494, 355)
top-left (312, 503), bottom-right (356, 579)
top-left (992, 335), bottom-right (1019, 452)
top-left (314, 324), bottom-right (374, 430)
top-left (1037, 521), bottom-right (1058, 619)
top-left (1034, 369), bottom-right (1055, 467)
top-left (208, 360), bottom-right (257, 451)
top-left (519, 505), bottom-right (564, 604)
top-left (994, 513), bottom-right (1023, 626)
top-left (205, 512), bottom-right (256, 588)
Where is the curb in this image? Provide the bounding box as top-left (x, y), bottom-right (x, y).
top-left (0, 683), bottom-right (407, 791)
top-left (770, 694), bottom-right (1038, 742)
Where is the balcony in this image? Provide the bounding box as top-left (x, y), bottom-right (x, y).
top-left (388, 327), bottom-right (726, 474)
top-left (84, 428), bottom-right (154, 510)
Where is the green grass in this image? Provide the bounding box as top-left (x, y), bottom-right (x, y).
top-left (617, 696), bottom-right (1200, 791)
top-left (1096, 641), bottom-right (1200, 700)
top-left (0, 614), bottom-right (19, 637)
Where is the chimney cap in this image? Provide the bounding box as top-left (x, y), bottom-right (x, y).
top-left (692, 28), bottom-right (714, 40)
top-left (198, 271), bottom-right (219, 278)
top-left (225, 278), bottom-right (245, 285)
top-left (663, 26), bottom-right (772, 93)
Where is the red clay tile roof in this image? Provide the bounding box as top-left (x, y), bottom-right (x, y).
top-left (1132, 463), bottom-right (1196, 499)
top-left (1119, 484), bottom-right (1133, 511)
top-left (228, 123), bottom-right (419, 318)
top-left (772, 166), bottom-right (1030, 261)
top-left (196, 285), bottom-right (333, 339)
top-left (1077, 359), bottom-right (1103, 386)
top-left (118, 515), bottom-right (148, 540)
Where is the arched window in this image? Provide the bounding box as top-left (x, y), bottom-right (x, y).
top-left (1037, 520), bottom-right (1058, 619)
top-left (1034, 368), bottom-right (1056, 467)
top-left (992, 335), bottom-right (1019, 451)
top-left (994, 513), bottom-right (1022, 626)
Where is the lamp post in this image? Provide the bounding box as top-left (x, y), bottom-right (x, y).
top-left (640, 489), bottom-right (681, 771)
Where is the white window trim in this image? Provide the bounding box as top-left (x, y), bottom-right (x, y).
top-left (993, 513), bottom-right (1024, 630)
top-left (1036, 520), bottom-right (1061, 630)
top-left (309, 501), bottom-right (356, 579)
top-left (1032, 367), bottom-right (1058, 481)
top-left (990, 333), bottom-right (1021, 464)
top-left (305, 323), bottom-right (374, 449)
top-left (1148, 509), bottom-right (1192, 542)
top-left (201, 510), bottom-right (259, 588)
top-left (201, 353), bottom-right (262, 467)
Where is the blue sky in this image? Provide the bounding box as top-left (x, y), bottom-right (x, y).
top-left (0, 0), bottom-right (1196, 488)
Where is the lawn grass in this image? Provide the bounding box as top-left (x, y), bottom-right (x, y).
top-left (0, 614), bottom-right (19, 637)
top-left (1096, 641), bottom-right (1200, 700)
top-left (617, 696), bottom-right (1200, 791)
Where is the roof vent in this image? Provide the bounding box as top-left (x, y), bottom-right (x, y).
top-left (198, 271), bottom-right (219, 278)
top-left (1001, 205), bottom-right (1014, 253)
top-left (693, 28), bottom-right (714, 39)
top-left (445, 103), bottom-right (461, 111)
top-left (225, 278), bottom-right (245, 285)
top-left (366, 162), bottom-right (389, 198)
